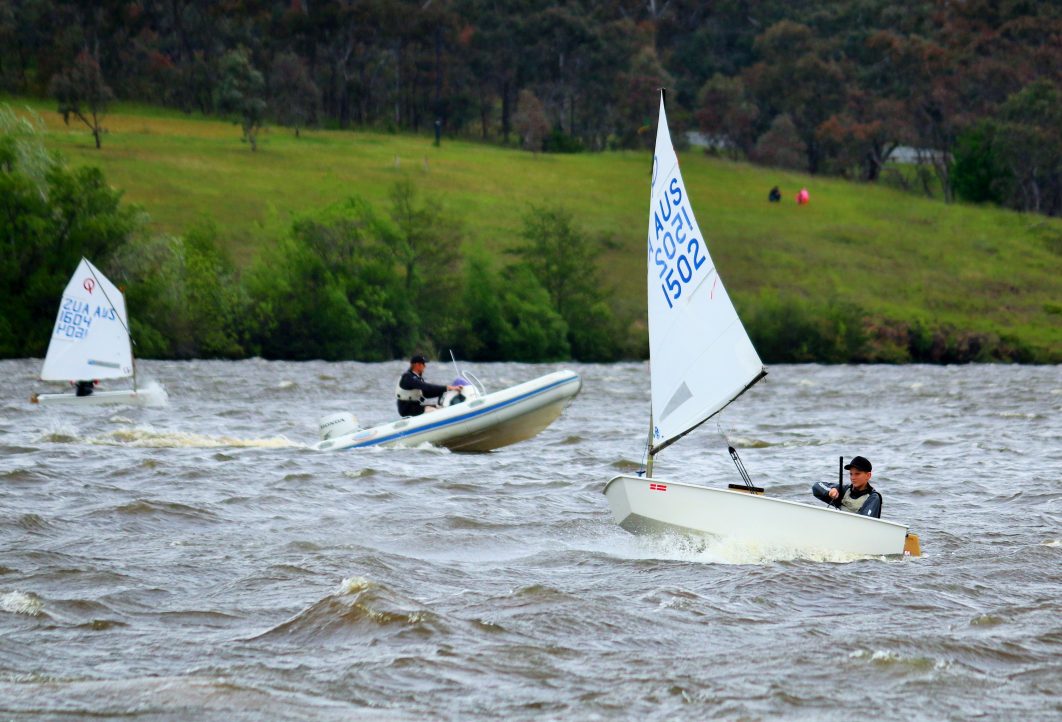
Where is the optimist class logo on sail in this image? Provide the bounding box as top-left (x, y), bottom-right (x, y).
top-left (648, 171), bottom-right (714, 310)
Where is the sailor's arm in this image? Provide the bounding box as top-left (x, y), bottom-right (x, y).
top-left (415, 379), bottom-right (450, 399)
top-left (812, 481), bottom-right (844, 506)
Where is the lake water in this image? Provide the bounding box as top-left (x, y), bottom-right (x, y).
top-left (2, 360), bottom-right (1059, 720)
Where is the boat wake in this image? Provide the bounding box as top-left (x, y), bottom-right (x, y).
top-left (39, 424), bottom-right (301, 449)
top-left (616, 531), bottom-right (880, 566)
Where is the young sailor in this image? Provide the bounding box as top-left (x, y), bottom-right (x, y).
top-left (74, 380), bottom-right (97, 397)
top-left (811, 455), bottom-right (882, 518)
top-left (395, 354), bottom-right (463, 417)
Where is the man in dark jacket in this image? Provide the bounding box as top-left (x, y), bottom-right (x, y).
top-left (811, 456), bottom-right (883, 518)
top-left (395, 354), bottom-right (463, 417)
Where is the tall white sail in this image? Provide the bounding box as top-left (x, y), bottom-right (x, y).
top-left (40, 258), bottom-right (133, 382)
top-left (647, 94), bottom-right (764, 454)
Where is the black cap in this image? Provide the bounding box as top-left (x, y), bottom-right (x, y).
top-left (844, 456), bottom-right (872, 472)
top-left (410, 354), bottom-right (427, 364)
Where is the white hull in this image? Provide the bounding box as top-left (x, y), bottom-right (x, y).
top-left (32, 388), bottom-right (146, 406)
top-left (314, 370), bottom-right (581, 452)
top-left (604, 474), bottom-right (910, 556)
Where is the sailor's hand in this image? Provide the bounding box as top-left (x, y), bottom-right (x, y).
top-left (827, 487), bottom-right (839, 500)
top-left (446, 384), bottom-right (463, 391)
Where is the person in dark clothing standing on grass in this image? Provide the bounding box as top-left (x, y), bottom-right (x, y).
top-left (811, 455), bottom-right (883, 518)
top-left (395, 354), bottom-right (463, 417)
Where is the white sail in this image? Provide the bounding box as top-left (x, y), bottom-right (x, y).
top-left (647, 94), bottom-right (764, 453)
top-left (40, 258), bottom-right (134, 382)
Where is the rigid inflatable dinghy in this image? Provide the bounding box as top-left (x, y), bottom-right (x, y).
top-left (314, 369), bottom-right (581, 452)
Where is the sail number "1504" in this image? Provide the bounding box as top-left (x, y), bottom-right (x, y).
top-left (650, 178), bottom-right (709, 309)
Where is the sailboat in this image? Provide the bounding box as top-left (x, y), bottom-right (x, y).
top-left (602, 93), bottom-right (919, 557)
top-left (31, 257), bottom-right (147, 406)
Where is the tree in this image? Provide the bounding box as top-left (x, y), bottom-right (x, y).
top-left (242, 197), bottom-right (414, 360)
top-left (453, 253), bottom-right (570, 361)
top-left (751, 113), bottom-right (805, 171)
top-left (49, 51), bottom-right (114, 149)
top-left (992, 80), bottom-right (1062, 216)
top-left (269, 51), bottom-right (321, 138)
top-left (386, 177), bottom-right (465, 349)
top-left (614, 44), bottom-right (673, 150)
top-left (696, 73), bottom-right (759, 158)
top-left (512, 89), bottom-right (549, 153)
top-left (511, 205), bottom-right (622, 360)
top-left (114, 222), bottom-right (247, 359)
top-left (214, 48), bottom-right (266, 150)
top-left (0, 107), bottom-right (141, 357)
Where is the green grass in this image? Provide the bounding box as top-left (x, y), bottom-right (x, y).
top-left (9, 96), bottom-right (1062, 360)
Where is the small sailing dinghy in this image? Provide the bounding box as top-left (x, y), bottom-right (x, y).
top-left (313, 369), bottom-right (581, 452)
top-left (603, 93), bottom-right (919, 557)
top-left (32, 258), bottom-right (147, 406)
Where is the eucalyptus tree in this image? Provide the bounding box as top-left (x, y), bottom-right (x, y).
top-left (49, 50), bottom-right (114, 149)
top-left (269, 51), bottom-right (320, 137)
top-left (214, 47), bottom-right (266, 150)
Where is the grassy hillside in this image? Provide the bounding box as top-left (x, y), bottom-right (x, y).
top-left (9, 97), bottom-right (1061, 360)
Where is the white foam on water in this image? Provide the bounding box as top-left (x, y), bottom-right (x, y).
top-left (1, 591), bottom-right (43, 616)
top-left (336, 577), bottom-right (374, 595)
top-left (134, 380), bottom-right (169, 407)
top-left (85, 425), bottom-right (303, 449)
top-left (591, 528), bottom-right (872, 566)
top-left (851, 648), bottom-right (950, 671)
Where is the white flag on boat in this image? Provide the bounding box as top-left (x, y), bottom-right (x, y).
top-left (40, 258), bottom-right (133, 382)
top-left (646, 93), bottom-right (764, 453)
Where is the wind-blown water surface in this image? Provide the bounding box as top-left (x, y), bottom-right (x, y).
top-left (1, 360), bottom-right (1059, 720)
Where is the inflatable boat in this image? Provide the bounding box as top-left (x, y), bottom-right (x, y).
top-left (313, 370), bottom-right (581, 452)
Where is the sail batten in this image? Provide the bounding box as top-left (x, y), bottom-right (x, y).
top-left (40, 258), bottom-right (133, 382)
top-left (646, 94), bottom-right (765, 452)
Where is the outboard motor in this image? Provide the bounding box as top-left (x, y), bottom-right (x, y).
top-left (439, 377), bottom-right (481, 408)
top-left (319, 412), bottom-right (359, 441)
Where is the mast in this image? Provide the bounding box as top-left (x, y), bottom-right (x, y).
top-left (645, 413), bottom-right (655, 477)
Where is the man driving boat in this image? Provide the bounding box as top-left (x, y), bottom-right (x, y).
top-left (395, 354), bottom-right (463, 417)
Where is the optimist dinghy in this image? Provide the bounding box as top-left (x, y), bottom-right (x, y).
top-left (31, 258), bottom-right (147, 407)
top-left (603, 93), bottom-right (919, 557)
top-left (313, 369), bottom-right (581, 452)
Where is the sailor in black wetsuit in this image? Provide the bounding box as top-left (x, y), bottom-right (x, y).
top-left (811, 455), bottom-right (882, 518)
top-left (74, 380), bottom-right (96, 397)
top-left (395, 354), bottom-right (463, 417)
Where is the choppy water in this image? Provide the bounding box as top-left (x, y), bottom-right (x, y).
top-left (1, 359), bottom-right (1059, 720)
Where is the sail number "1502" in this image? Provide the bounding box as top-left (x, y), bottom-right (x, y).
top-left (650, 178), bottom-right (708, 309)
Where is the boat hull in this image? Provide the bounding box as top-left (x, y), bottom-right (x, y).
top-left (32, 388), bottom-right (146, 406)
top-left (314, 370), bottom-right (581, 452)
top-left (603, 474), bottom-right (910, 556)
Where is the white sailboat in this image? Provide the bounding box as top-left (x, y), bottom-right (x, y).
top-left (32, 258), bottom-right (147, 406)
top-left (603, 93), bottom-right (919, 557)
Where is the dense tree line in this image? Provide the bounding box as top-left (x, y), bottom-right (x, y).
top-left (1, 1), bottom-right (1058, 214)
top-left (0, 108), bottom-right (632, 362)
top-left (3, 108), bottom-right (1040, 364)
